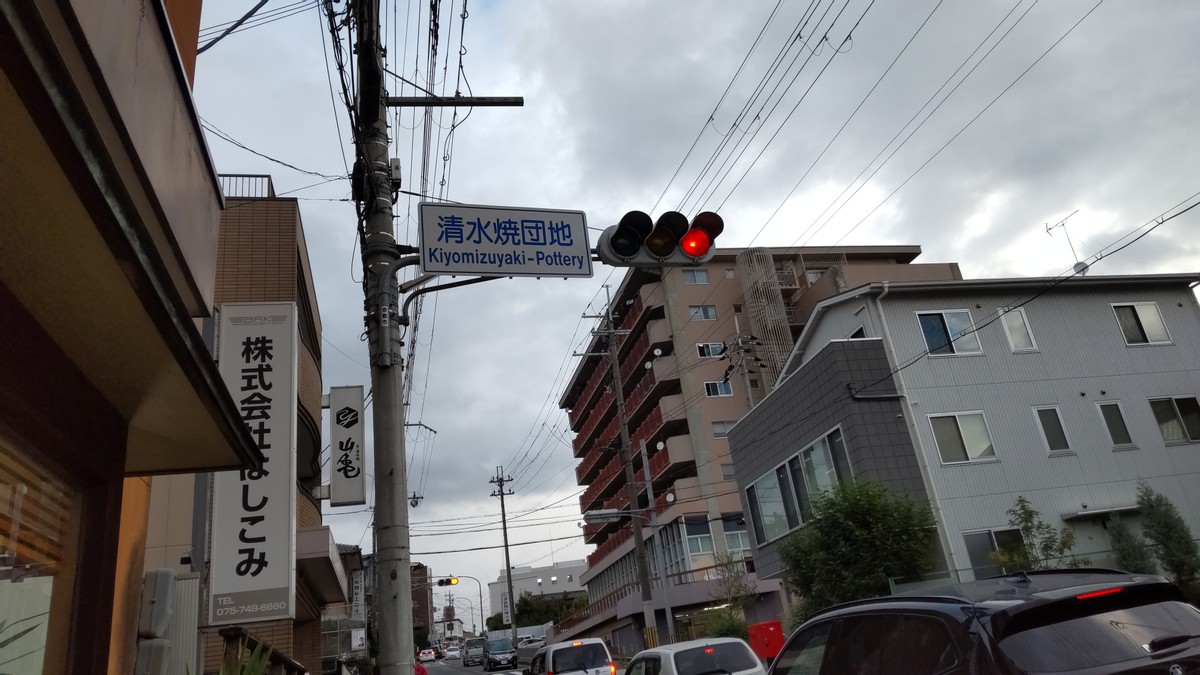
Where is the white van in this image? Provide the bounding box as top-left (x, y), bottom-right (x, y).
top-left (525, 638), bottom-right (615, 675)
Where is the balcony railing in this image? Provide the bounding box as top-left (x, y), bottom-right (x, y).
top-left (572, 393), bottom-right (614, 456)
top-left (618, 295), bottom-right (646, 333)
top-left (568, 356), bottom-right (611, 429)
top-left (555, 582), bottom-right (638, 633)
top-left (575, 444), bottom-right (614, 485)
top-left (619, 331), bottom-right (651, 382)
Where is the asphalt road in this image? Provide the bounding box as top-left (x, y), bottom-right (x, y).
top-left (424, 658), bottom-right (521, 675)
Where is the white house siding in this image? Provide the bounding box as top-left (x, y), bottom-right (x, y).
top-left (875, 282), bottom-right (1200, 576)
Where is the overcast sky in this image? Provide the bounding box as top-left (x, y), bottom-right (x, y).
top-left (192, 0), bottom-right (1200, 622)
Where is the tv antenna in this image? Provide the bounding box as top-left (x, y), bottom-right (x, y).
top-left (1045, 210), bottom-right (1088, 275)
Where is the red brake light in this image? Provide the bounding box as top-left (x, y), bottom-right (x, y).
top-left (609, 663), bottom-right (616, 675)
top-left (1076, 587), bottom-right (1124, 600)
top-left (704, 648), bottom-right (714, 654)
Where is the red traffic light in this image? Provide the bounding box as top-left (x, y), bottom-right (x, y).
top-left (680, 212), bottom-right (724, 260)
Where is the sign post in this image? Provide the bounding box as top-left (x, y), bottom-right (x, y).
top-left (329, 385), bottom-right (366, 506)
top-left (418, 203), bottom-right (593, 278)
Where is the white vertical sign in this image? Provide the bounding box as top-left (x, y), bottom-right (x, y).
top-left (351, 627), bottom-right (367, 651)
top-left (501, 592), bottom-right (512, 626)
top-left (329, 385), bottom-right (366, 506)
top-left (209, 302), bottom-right (298, 625)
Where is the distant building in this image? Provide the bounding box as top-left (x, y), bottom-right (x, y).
top-left (556, 246), bottom-right (962, 654)
top-left (732, 273), bottom-right (1200, 588)
top-left (488, 560), bottom-right (588, 618)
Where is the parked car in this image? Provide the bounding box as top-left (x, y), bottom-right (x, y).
top-left (463, 637), bottom-right (488, 666)
top-left (626, 637), bottom-right (764, 675)
top-left (772, 569), bottom-right (1200, 674)
top-left (433, 645), bottom-right (445, 659)
top-left (525, 638), bottom-right (615, 675)
top-left (446, 646), bottom-right (462, 660)
top-left (484, 637), bottom-right (518, 671)
top-left (419, 649), bottom-right (437, 663)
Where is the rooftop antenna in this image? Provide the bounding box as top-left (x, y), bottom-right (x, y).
top-left (1045, 210), bottom-right (1088, 275)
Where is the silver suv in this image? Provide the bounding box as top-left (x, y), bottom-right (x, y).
top-left (525, 638), bottom-right (615, 675)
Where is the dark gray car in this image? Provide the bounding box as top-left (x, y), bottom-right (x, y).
top-left (484, 637), bottom-right (517, 671)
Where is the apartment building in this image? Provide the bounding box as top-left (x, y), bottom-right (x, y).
top-left (732, 274), bottom-right (1200, 588)
top-left (555, 245), bottom-right (962, 652)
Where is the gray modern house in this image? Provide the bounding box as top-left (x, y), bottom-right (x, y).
top-left (731, 273), bottom-right (1200, 585)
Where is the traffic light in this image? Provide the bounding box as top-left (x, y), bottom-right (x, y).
top-left (596, 211), bottom-right (724, 267)
top-left (436, 577), bottom-right (459, 586)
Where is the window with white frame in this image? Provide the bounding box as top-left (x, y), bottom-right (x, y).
top-left (1033, 406), bottom-right (1071, 454)
top-left (682, 269), bottom-right (709, 285)
top-left (917, 310), bottom-right (982, 355)
top-left (1097, 401), bottom-right (1134, 447)
top-left (697, 342), bottom-right (726, 358)
top-left (787, 428), bottom-right (851, 519)
top-left (712, 421), bottom-right (737, 438)
top-left (1113, 302), bottom-right (1170, 345)
top-left (725, 529), bottom-right (752, 556)
top-left (746, 466), bottom-right (800, 544)
top-left (1000, 307), bottom-right (1037, 352)
top-left (705, 380), bottom-right (733, 397)
top-left (1149, 396), bottom-right (1200, 443)
top-left (685, 518), bottom-right (714, 555)
top-left (720, 463), bottom-right (737, 480)
top-left (929, 412), bottom-right (996, 463)
top-left (689, 305), bottom-right (717, 321)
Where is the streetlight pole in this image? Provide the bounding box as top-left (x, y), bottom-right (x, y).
top-left (452, 575), bottom-right (488, 637)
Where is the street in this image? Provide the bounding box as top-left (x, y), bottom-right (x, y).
top-left (427, 660), bottom-right (521, 675)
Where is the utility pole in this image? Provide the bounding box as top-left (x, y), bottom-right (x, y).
top-left (346, 3), bottom-right (522, 671)
top-left (637, 439), bottom-right (676, 643)
top-left (490, 468), bottom-right (518, 643)
top-left (601, 286), bottom-right (658, 648)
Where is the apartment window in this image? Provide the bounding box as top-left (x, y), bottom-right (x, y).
top-left (788, 428), bottom-right (851, 519)
top-left (1097, 402), bottom-right (1134, 447)
top-left (848, 326), bottom-right (867, 339)
top-left (685, 518), bottom-right (715, 555)
top-left (1034, 406), bottom-right (1071, 454)
top-left (705, 381), bottom-right (733, 397)
top-left (964, 529), bottom-right (1024, 579)
top-left (733, 303), bottom-right (743, 314)
top-left (697, 342), bottom-right (726, 358)
top-left (749, 378), bottom-right (760, 389)
top-left (682, 269), bottom-right (709, 285)
top-left (551, 576), bottom-right (558, 584)
top-left (712, 421), bottom-right (737, 438)
top-left (1113, 302), bottom-right (1170, 345)
top-left (805, 270), bottom-right (824, 285)
top-left (1149, 396), bottom-right (1200, 443)
top-left (725, 269), bottom-right (736, 279)
top-left (746, 466), bottom-right (800, 544)
top-left (917, 310), bottom-right (982, 355)
top-left (689, 305), bottom-right (717, 321)
top-left (1000, 307), bottom-right (1037, 352)
top-left (930, 412), bottom-right (996, 463)
top-left (721, 463), bottom-right (737, 480)
top-left (726, 529), bottom-right (752, 555)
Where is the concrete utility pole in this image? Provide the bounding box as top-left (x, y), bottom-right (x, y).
top-left (637, 439), bottom-right (677, 644)
top-left (602, 286), bottom-right (658, 648)
top-left (490, 468), bottom-right (518, 643)
top-left (352, 1), bottom-right (415, 673)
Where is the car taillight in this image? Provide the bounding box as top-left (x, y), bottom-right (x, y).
top-left (1076, 587), bottom-right (1124, 600)
top-left (609, 662), bottom-right (616, 675)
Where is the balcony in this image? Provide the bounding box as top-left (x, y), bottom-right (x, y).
top-left (568, 356), bottom-right (610, 430)
top-left (649, 434), bottom-right (696, 485)
top-left (572, 392), bottom-right (615, 457)
top-left (575, 444), bottom-right (615, 485)
top-left (586, 527), bottom-right (632, 568)
top-left (579, 455), bottom-right (623, 511)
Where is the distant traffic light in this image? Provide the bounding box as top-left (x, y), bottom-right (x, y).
top-left (436, 577), bottom-right (459, 586)
top-left (596, 211), bottom-right (724, 267)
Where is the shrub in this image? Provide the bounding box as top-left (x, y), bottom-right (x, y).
top-left (991, 496), bottom-right (1086, 570)
top-left (1137, 482), bottom-right (1200, 586)
top-left (1107, 515), bottom-right (1158, 574)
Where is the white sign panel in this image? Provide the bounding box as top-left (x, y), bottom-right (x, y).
top-left (418, 202), bottom-right (593, 278)
top-left (210, 302), bottom-right (298, 625)
top-left (501, 592), bottom-right (512, 626)
top-left (351, 627), bottom-right (367, 651)
top-left (329, 385), bottom-right (366, 506)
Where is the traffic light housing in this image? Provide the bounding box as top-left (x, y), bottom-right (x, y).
top-left (596, 211), bottom-right (724, 267)
top-left (436, 577), bottom-right (459, 586)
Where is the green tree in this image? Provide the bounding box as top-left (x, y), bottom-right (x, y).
top-left (702, 553), bottom-right (756, 639)
top-left (991, 495), bottom-right (1086, 570)
top-left (778, 481), bottom-right (936, 617)
top-left (1107, 515), bottom-right (1158, 574)
top-left (1137, 482), bottom-right (1200, 586)
top-left (485, 612), bottom-right (505, 632)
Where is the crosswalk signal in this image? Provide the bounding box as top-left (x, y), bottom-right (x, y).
top-left (596, 211), bottom-right (724, 267)
top-left (436, 576), bottom-right (459, 586)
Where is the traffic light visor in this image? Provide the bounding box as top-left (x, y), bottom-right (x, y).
top-left (610, 211), bottom-right (653, 258)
